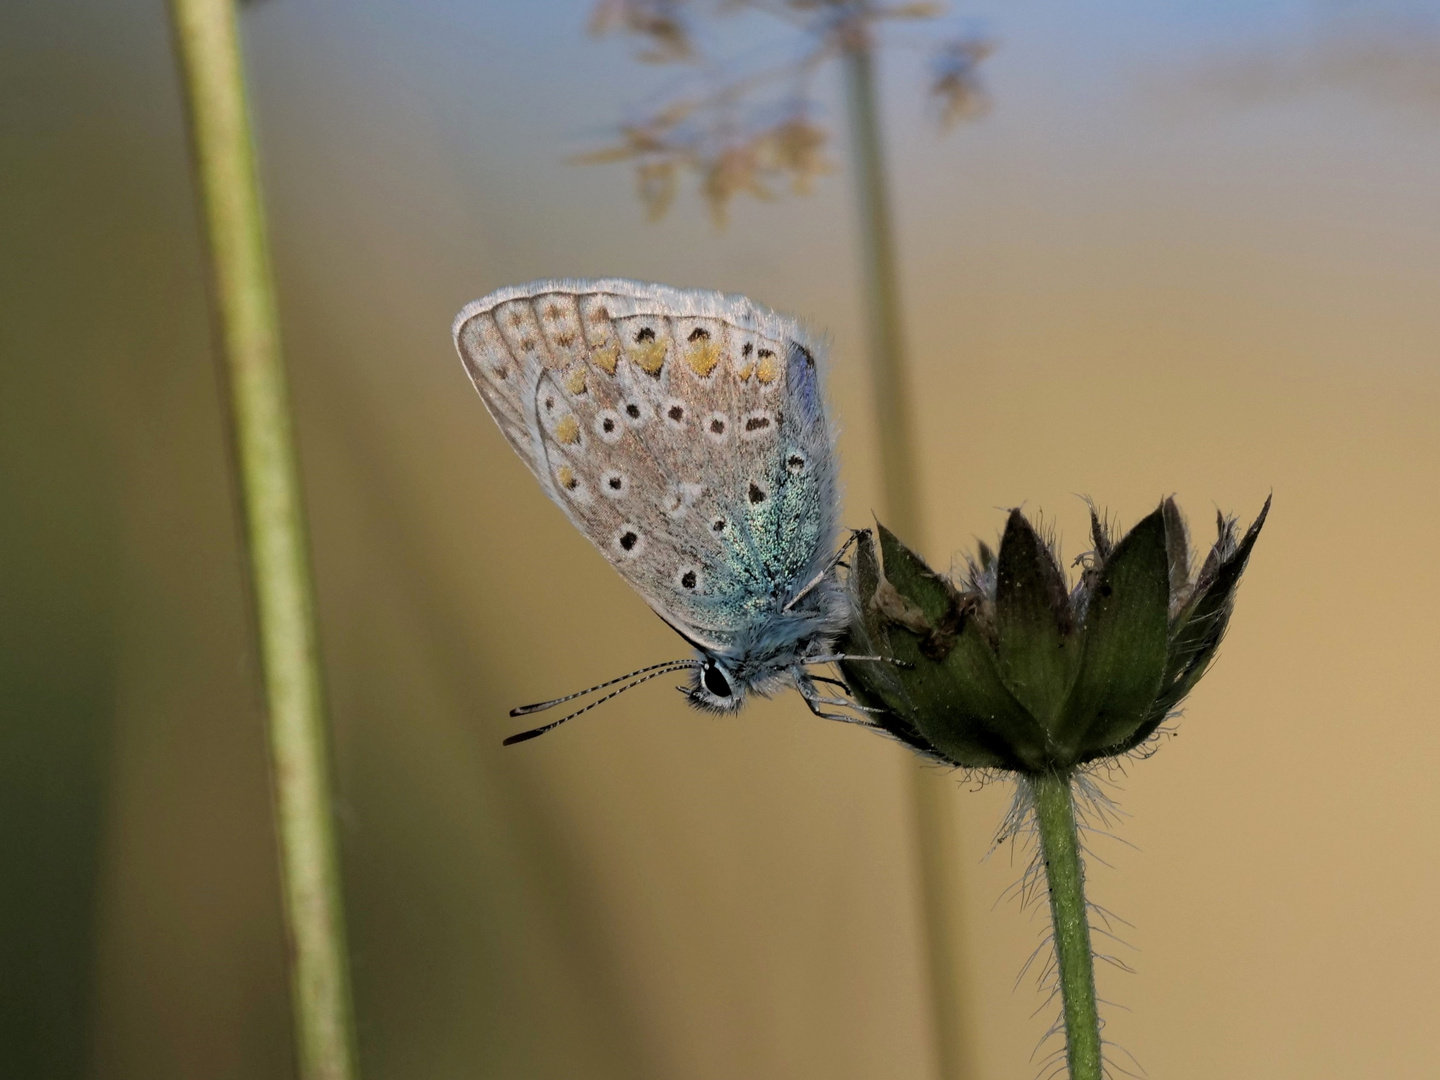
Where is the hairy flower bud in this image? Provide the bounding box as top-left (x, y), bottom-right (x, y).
top-left (840, 497), bottom-right (1269, 772)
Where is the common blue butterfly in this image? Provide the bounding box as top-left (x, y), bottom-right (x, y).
top-left (453, 280), bottom-right (876, 743)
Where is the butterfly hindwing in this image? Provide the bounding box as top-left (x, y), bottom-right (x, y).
top-left (454, 279), bottom-right (837, 653)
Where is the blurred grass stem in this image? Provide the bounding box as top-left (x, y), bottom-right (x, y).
top-left (839, 41), bottom-right (920, 535)
top-left (1030, 771), bottom-right (1102, 1080)
top-left (166, 3), bottom-right (360, 1078)
top-left (840, 39), bottom-right (970, 1080)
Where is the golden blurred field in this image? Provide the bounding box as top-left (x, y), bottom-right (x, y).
top-left (4, 1), bottom-right (1439, 1077)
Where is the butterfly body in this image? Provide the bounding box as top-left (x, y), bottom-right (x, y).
top-left (453, 279), bottom-right (851, 724)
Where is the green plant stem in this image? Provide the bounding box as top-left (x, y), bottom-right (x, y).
top-left (840, 40), bottom-right (971, 1080)
top-left (166, 4), bottom-right (360, 1079)
top-left (1030, 770), bottom-right (1102, 1080)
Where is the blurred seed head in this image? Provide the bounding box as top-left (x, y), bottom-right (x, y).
top-left (590, 0), bottom-right (695, 62)
top-left (759, 116), bottom-right (833, 194)
top-left (582, 0), bottom-right (993, 225)
top-left (930, 35), bottom-right (993, 129)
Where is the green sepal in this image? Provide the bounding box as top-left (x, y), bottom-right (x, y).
top-left (837, 531), bottom-right (943, 760)
top-left (842, 526), bottom-right (1049, 771)
top-left (847, 527), bottom-right (1009, 768)
top-left (1162, 497), bottom-right (1191, 602)
top-left (994, 510), bottom-right (1079, 727)
top-left (1109, 495), bottom-right (1270, 756)
top-left (875, 524), bottom-right (958, 631)
top-left (1053, 506), bottom-right (1170, 759)
top-left (925, 609), bottom-right (1052, 771)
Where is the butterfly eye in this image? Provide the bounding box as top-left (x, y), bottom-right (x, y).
top-left (702, 661), bottom-right (732, 699)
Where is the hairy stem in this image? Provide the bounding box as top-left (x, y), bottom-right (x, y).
top-left (841, 41), bottom-right (971, 1080)
top-left (1031, 770), bottom-right (1102, 1080)
top-left (166, 4), bottom-right (360, 1078)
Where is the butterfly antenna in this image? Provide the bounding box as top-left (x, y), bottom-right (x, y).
top-left (503, 661), bottom-right (701, 746)
top-left (510, 660), bottom-right (698, 717)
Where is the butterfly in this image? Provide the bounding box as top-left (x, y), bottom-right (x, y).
top-left (453, 279), bottom-right (883, 744)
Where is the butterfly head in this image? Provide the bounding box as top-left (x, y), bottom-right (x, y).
top-left (684, 656), bottom-right (749, 714)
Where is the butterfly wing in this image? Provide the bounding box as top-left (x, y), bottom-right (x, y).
top-left (453, 279), bottom-right (838, 653)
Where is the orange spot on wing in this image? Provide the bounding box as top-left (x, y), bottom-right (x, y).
top-left (592, 343), bottom-right (619, 375)
top-left (685, 340), bottom-right (722, 377)
top-left (555, 415), bottom-right (581, 444)
top-left (630, 340), bottom-right (667, 376)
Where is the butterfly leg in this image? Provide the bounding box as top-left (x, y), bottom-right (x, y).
top-left (795, 673), bottom-right (886, 725)
top-left (798, 692), bottom-right (873, 727)
top-left (803, 653), bottom-right (913, 668)
top-left (782, 528), bottom-right (867, 612)
top-left (810, 693), bottom-right (890, 715)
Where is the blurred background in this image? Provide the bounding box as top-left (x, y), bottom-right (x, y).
top-left (4, 0), bottom-right (1439, 1077)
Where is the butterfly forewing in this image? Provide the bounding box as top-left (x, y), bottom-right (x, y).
top-left (454, 279), bottom-right (838, 652)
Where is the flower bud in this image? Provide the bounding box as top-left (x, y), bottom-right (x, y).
top-left (840, 497), bottom-right (1269, 772)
